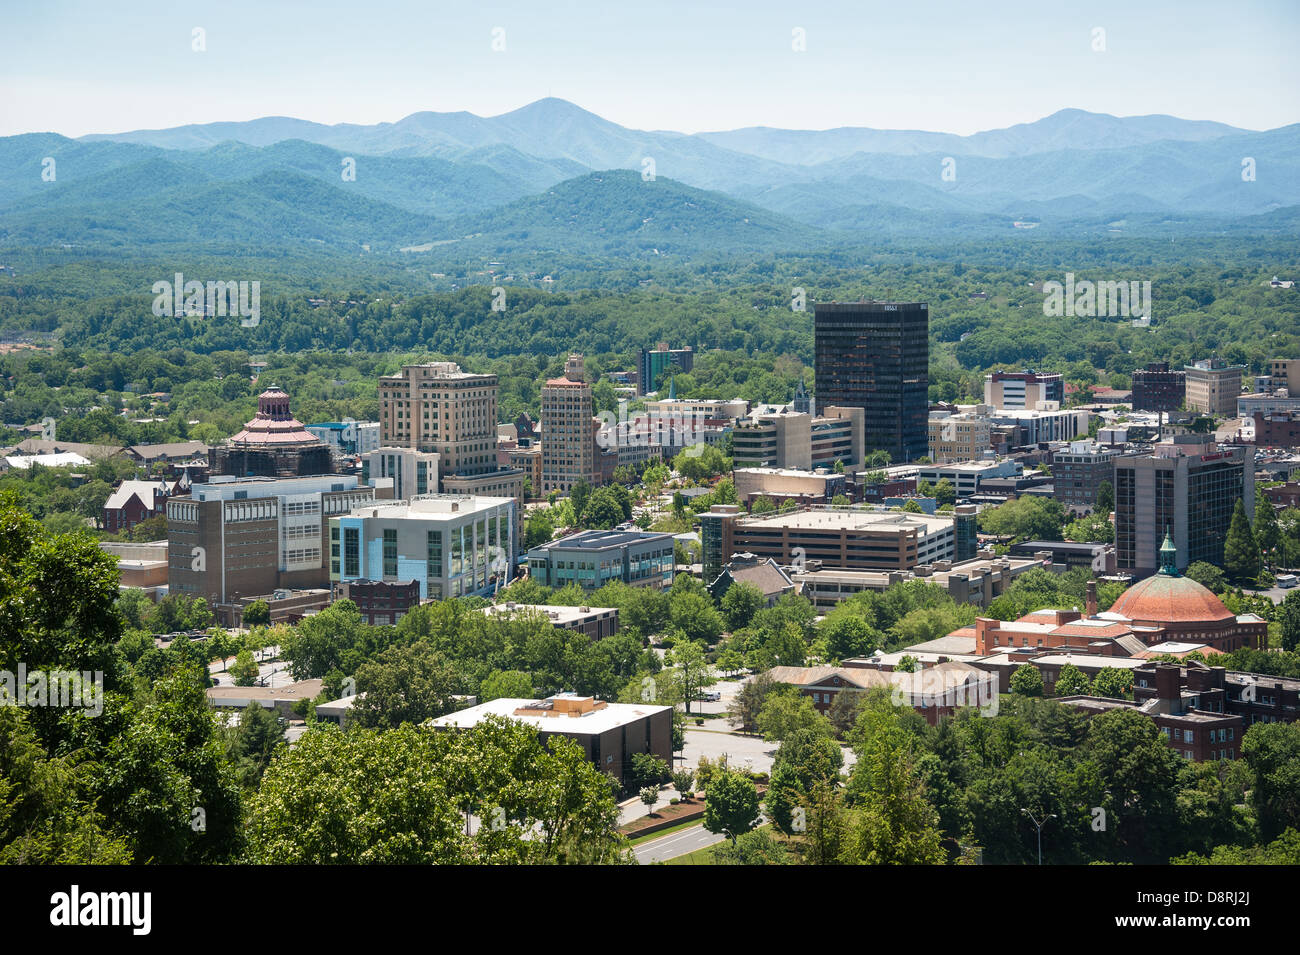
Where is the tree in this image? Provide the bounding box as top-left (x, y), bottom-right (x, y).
top-left (668, 590), bottom-right (724, 644)
top-left (978, 496), bottom-right (1068, 541)
top-left (715, 647), bottom-right (745, 677)
top-left (246, 719), bottom-right (627, 864)
top-left (671, 769), bottom-right (695, 801)
top-left (1010, 664), bottom-right (1044, 697)
top-left (841, 704), bottom-right (945, 864)
top-left (1053, 664), bottom-right (1091, 696)
top-left (1185, 561), bottom-right (1228, 594)
top-left (583, 487), bottom-right (626, 530)
top-left (763, 761), bottom-right (803, 835)
top-left (524, 509), bottom-right (555, 549)
top-left (1173, 829), bottom-right (1300, 865)
top-left (352, 644), bottom-right (463, 729)
top-left (480, 669), bottom-right (534, 701)
top-left (820, 612), bottom-right (878, 661)
top-left (230, 648), bottom-right (259, 686)
top-left (1091, 667), bottom-right (1135, 699)
top-left (570, 480), bottom-right (592, 524)
top-left (279, 601), bottom-right (365, 680)
top-left (774, 728), bottom-right (844, 792)
top-left (1280, 591), bottom-right (1300, 653)
top-left (667, 639), bottom-right (714, 714)
top-left (931, 479), bottom-right (956, 508)
top-left (1223, 498), bottom-right (1260, 583)
top-left (228, 702), bottom-right (286, 786)
top-left (719, 581), bottom-right (764, 631)
top-left (728, 671), bottom-right (778, 733)
top-left (703, 770), bottom-right (760, 848)
top-left (640, 786), bottom-right (660, 817)
top-left (1096, 480), bottom-right (1114, 514)
top-left (242, 599), bottom-right (270, 627)
top-left (1241, 722), bottom-right (1300, 841)
top-left (0, 707), bottom-right (133, 864)
top-left (1256, 497), bottom-right (1281, 568)
top-left (1064, 514), bottom-right (1114, 543)
top-left (626, 753), bottom-right (670, 792)
top-left (757, 690), bottom-right (833, 743)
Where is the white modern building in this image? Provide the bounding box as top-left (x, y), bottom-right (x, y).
top-left (330, 494), bottom-right (516, 600)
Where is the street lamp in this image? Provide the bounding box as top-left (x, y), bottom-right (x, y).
top-left (1021, 808), bottom-right (1056, 865)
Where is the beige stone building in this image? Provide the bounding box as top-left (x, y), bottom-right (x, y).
top-left (379, 362), bottom-right (499, 474)
top-left (1183, 359), bottom-right (1244, 417)
top-left (927, 412), bottom-right (992, 463)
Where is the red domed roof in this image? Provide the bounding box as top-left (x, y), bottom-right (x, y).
top-left (1108, 573), bottom-right (1233, 625)
top-left (227, 385), bottom-right (320, 447)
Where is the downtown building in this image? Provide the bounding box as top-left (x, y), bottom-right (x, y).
top-left (638, 343), bottom-right (694, 396)
top-left (330, 494), bottom-right (516, 601)
top-left (731, 406), bottom-right (864, 471)
top-left (813, 301), bottom-right (929, 462)
top-left (1113, 434), bottom-right (1253, 576)
top-left (1131, 362), bottom-right (1186, 413)
top-left (524, 529), bottom-right (675, 592)
top-left (983, 370), bottom-right (1063, 409)
top-left (540, 354), bottom-right (597, 494)
top-left (377, 361), bottom-right (525, 555)
top-left (1183, 359), bottom-right (1245, 417)
top-left (166, 474), bottom-right (380, 624)
top-left (700, 503), bottom-right (955, 574)
top-left (1051, 440), bottom-right (1118, 510)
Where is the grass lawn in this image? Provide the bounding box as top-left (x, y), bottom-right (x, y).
top-left (627, 818), bottom-right (703, 847)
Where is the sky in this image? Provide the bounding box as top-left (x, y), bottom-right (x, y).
top-left (2, 0), bottom-right (1297, 138)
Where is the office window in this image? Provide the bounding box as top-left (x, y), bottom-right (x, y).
top-left (383, 529), bottom-right (398, 578)
top-left (344, 527), bottom-right (360, 578)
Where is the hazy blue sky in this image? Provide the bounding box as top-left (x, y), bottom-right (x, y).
top-left (3, 0), bottom-right (1297, 137)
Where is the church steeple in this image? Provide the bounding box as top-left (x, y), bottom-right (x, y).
top-left (1158, 528), bottom-right (1179, 576)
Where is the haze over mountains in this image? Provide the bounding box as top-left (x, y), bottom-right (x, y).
top-left (2, 98), bottom-right (1297, 254)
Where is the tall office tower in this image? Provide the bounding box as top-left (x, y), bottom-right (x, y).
top-left (541, 354), bottom-right (596, 494)
top-left (813, 301), bottom-right (929, 462)
top-left (378, 362), bottom-right (524, 559)
top-left (1131, 362), bottom-right (1186, 412)
top-left (378, 362), bottom-right (499, 475)
top-left (1113, 435), bottom-right (1253, 576)
top-left (638, 343), bottom-right (694, 396)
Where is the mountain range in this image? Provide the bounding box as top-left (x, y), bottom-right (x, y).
top-left (2, 98), bottom-right (1297, 255)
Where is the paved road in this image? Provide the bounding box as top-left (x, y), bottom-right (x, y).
top-left (634, 824), bottom-right (725, 864)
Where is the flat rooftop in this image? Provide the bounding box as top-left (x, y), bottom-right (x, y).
top-left (430, 696), bottom-right (669, 735)
top-left (481, 604), bottom-right (616, 625)
top-left (345, 494), bottom-right (513, 519)
top-left (734, 467), bottom-right (840, 479)
top-left (543, 530), bottom-right (672, 550)
top-left (795, 556), bottom-right (1040, 585)
top-left (738, 507), bottom-right (952, 535)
